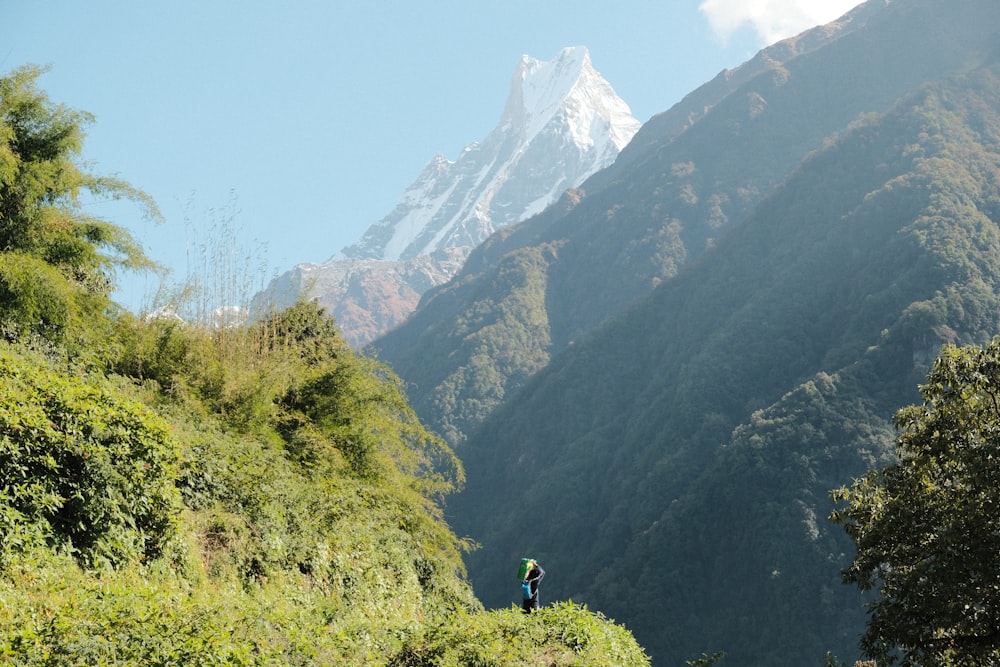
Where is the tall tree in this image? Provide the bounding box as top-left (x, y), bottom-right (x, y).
top-left (833, 339), bottom-right (1000, 666)
top-left (0, 64), bottom-right (159, 342)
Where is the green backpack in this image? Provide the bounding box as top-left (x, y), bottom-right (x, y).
top-left (518, 558), bottom-right (535, 581)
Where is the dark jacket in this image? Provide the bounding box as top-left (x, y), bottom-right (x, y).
top-left (521, 562), bottom-right (545, 611)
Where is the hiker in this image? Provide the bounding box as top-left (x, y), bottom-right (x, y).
top-left (518, 558), bottom-right (545, 613)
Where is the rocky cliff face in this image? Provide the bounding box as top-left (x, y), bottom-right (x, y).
top-left (252, 46), bottom-right (639, 347)
top-left (257, 247), bottom-right (471, 346)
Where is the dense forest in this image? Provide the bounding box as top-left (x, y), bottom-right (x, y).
top-left (458, 43), bottom-right (1000, 667)
top-left (0, 66), bottom-right (651, 665)
top-left (368, 0), bottom-right (1000, 665)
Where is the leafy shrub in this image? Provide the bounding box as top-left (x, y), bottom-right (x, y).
top-left (392, 602), bottom-right (651, 667)
top-left (0, 343), bottom-right (181, 568)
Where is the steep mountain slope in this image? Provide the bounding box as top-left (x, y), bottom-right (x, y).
top-left (451, 48), bottom-right (1000, 667)
top-left (373, 0), bottom-right (1000, 447)
top-left (357, 0), bottom-right (1000, 664)
top-left (254, 47), bottom-right (639, 347)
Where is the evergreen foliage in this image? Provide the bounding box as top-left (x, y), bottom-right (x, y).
top-left (0, 65), bottom-right (160, 349)
top-left (0, 343), bottom-right (180, 569)
top-left (392, 602), bottom-right (650, 666)
top-left (833, 339), bottom-right (1000, 665)
top-left (376, 244), bottom-right (555, 444)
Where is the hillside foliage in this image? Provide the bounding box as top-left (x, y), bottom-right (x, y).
top-left (0, 64), bottom-right (159, 352)
top-left (833, 339), bottom-right (1000, 666)
top-left (0, 65), bottom-right (651, 666)
top-left (451, 58), bottom-right (1000, 665)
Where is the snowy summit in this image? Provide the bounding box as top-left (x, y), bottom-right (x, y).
top-left (339, 45), bottom-right (640, 262)
top-left (254, 46), bottom-right (640, 347)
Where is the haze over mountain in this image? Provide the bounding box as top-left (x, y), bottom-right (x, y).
top-left (252, 46), bottom-right (639, 347)
top-left (368, 0), bottom-right (1000, 664)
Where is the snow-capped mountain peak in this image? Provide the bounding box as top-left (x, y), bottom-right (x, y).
top-left (511, 46), bottom-right (590, 142)
top-left (508, 46), bottom-right (636, 152)
top-left (338, 45), bottom-right (639, 263)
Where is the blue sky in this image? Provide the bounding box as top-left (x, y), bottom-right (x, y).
top-left (3, 0), bottom-right (861, 310)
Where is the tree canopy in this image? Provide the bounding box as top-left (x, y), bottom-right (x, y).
top-left (833, 338), bottom-right (1000, 666)
top-left (0, 64), bottom-right (159, 344)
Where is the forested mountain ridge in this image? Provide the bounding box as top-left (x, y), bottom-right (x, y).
top-left (371, 0), bottom-right (1000, 449)
top-left (452, 43), bottom-right (1000, 667)
top-left (366, 0), bottom-right (1000, 664)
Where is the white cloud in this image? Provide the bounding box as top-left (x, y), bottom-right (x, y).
top-left (699, 0), bottom-right (863, 45)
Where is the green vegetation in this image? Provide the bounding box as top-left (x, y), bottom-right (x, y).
top-left (0, 344), bottom-right (180, 570)
top-left (393, 602), bottom-right (651, 666)
top-left (0, 65), bottom-right (650, 666)
top-left (376, 244), bottom-right (555, 445)
top-left (0, 64), bottom-right (160, 352)
top-left (834, 339), bottom-right (1000, 666)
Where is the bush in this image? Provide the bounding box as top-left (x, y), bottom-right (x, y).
top-left (392, 601), bottom-right (651, 667)
top-left (0, 343), bottom-right (181, 568)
